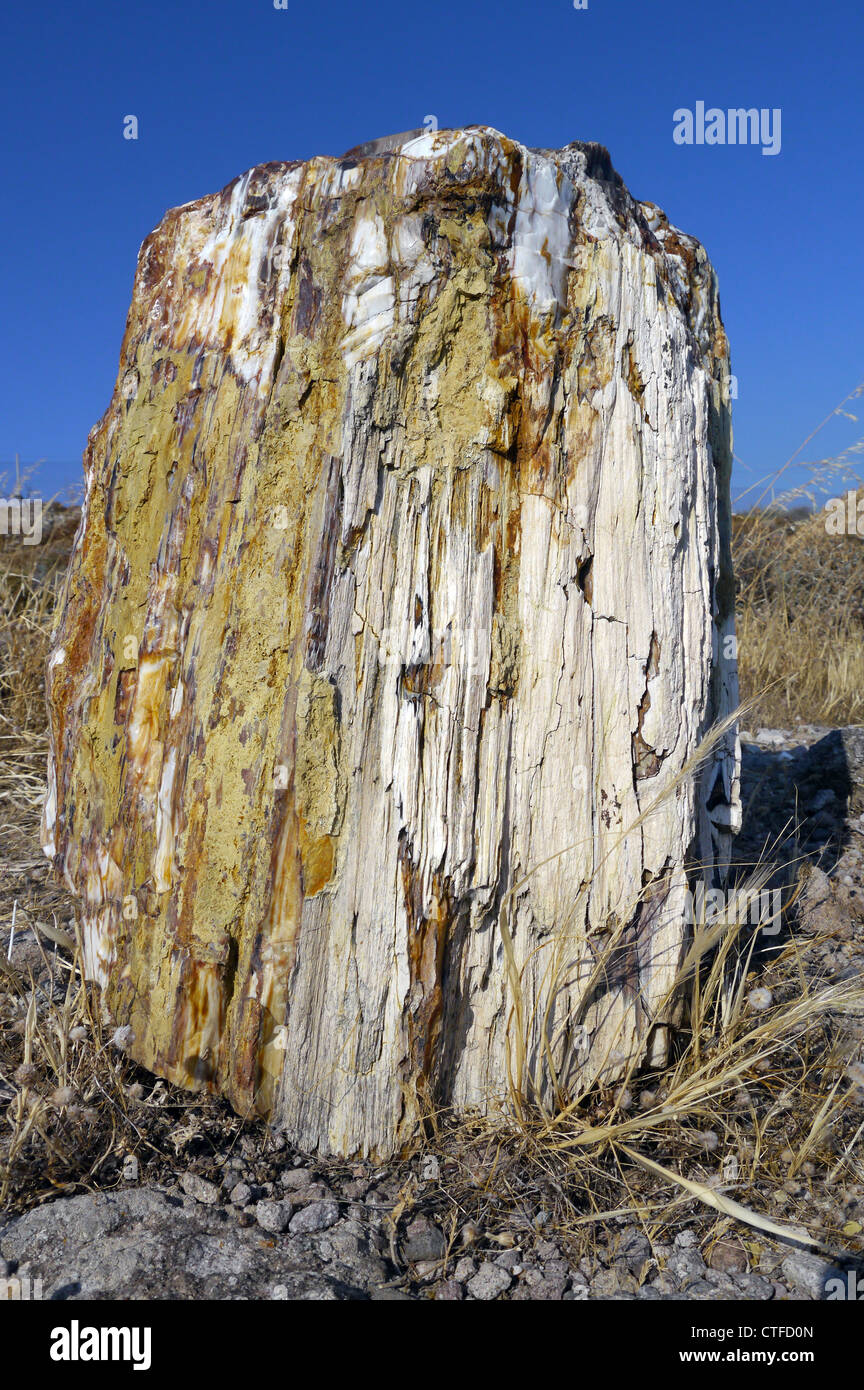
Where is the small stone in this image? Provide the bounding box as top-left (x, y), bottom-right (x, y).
top-left (494, 1248), bottom-right (522, 1270)
top-left (674, 1230), bottom-right (699, 1249)
top-left (467, 1262), bottom-right (512, 1300)
top-left (280, 1167), bottom-right (314, 1191)
top-left (402, 1218), bottom-right (446, 1263)
top-left (255, 1199), bottom-right (293, 1234)
top-left (454, 1256), bottom-right (476, 1282)
top-left (781, 1251), bottom-right (833, 1299)
top-left (708, 1239), bottom-right (748, 1274)
top-left (618, 1230), bottom-right (652, 1269)
top-left (229, 1182), bottom-right (253, 1207)
top-left (180, 1172), bottom-right (219, 1205)
top-left (535, 1238), bottom-right (562, 1262)
top-left (435, 1279), bottom-right (464, 1300)
top-left (288, 1199), bottom-right (340, 1234)
top-left (735, 1273), bottom-right (774, 1300)
top-left (592, 1267), bottom-right (631, 1295)
top-left (756, 729), bottom-right (786, 748)
top-left (526, 1275), bottom-right (569, 1300)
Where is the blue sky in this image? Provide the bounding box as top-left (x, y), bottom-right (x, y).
top-left (1, 0), bottom-right (862, 507)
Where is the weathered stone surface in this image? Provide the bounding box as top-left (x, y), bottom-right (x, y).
top-left (0, 1189), bottom-right (379, 1300)
top-left (43, 126), bottom-right (739, 1158)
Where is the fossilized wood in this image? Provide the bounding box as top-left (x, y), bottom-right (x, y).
top-left (43, 127), bottom-right (740, 1157)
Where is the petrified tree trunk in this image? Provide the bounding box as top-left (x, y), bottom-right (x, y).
top-left (43, 127), bottom-right (740, 1157)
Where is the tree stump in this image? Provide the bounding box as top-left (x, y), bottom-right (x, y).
top-left (43, 128), bottom-right (740, 1157)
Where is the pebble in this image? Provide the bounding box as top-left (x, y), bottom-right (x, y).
top-left (255, 1199), bottom-right (294, 1234)
top-left (674, 1230), bottom-right (699, 1248)
top-left (467, 1262), bottom-right (512, 1301)
top-left (180, 1172), bottom-right (219, 1205)
top-left (435, 1279), bottom-right (464, 1300)
top-left (708, 1239), bottom-right (748, 1274)
top-left (288, 1199), bottom-right (341, 1235)
top-left (402, 1218), bottom-right (446, 1263)
top-left (280, 1167), bottom-right (314, 1191)
top-left (781, 1251), bottom-right (833, 1299)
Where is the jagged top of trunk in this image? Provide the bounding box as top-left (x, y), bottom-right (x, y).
top-left (94, 125), bottom-right (725, 460)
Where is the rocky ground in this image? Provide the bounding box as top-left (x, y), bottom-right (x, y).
top-left (0, 1161), bottom-right (845, 1302)
top-left (3, 723), bottom-right (864, 1300)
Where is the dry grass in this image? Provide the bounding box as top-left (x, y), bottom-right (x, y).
top-left (735, 509), bottom-right (864, 728)
top-left (734, 378), bottom-right (864, 729)
top-left (475, 867), bottom-right (864, 1261)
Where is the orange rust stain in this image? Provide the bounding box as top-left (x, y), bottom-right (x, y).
top-left (622, 338), bottom-right (645, 409)
top-left (399, 841), bottom-right (452, 1083)
top-left (298, 816), bottom-right (335, 897)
